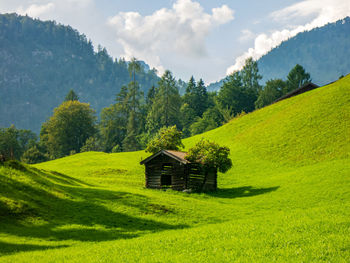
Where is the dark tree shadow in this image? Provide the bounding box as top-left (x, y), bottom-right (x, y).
top-left (0, 241), bottom-right (68, 256)
top-left (205, 186), bottom-right (280, 198)
top-left (0, 165), bottom-right (188, 255)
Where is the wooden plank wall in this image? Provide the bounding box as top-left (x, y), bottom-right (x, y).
top-left (145, 155), bottom-right (186, 190)
top-left (144, 155), bottom-right (217, 192)
top-left (187, 164), bottom-right (217, 191)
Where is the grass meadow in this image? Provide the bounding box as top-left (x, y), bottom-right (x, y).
top-left (0, 75), bottom-right (349, 262)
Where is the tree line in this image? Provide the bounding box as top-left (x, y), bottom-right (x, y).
top-left (0, 58), bottom-right (312, 164)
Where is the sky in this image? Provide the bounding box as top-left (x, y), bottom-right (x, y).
top-left (1, 0), bottom-right (350, 84)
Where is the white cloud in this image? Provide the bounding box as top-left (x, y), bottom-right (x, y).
top-left (17, 3), bottom-right (55, 17)
top-left (108, 0), bottom-right (234, 75)
top-left (226, 0), bottom-right (350, 75)
top-left (239, 29), bottom-right (255, 42)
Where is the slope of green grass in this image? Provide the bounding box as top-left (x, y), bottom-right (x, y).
top-left (0, 75), bottom-right (349, 262)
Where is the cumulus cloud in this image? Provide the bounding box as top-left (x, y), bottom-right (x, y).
top-left (239, 29), bottom-right (255, 42)
top-left (226, 0), bottom-right (350, 75)
top-left (108, 0), bottom-right (234, 75)
top-left (17, 3), bottom-right (55, 17)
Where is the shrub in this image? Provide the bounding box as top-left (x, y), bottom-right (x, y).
top-left (21, 146), bottom-right (49, 164)
top-left (185, 139), bottom-right (232, 173)
top-left (146, 126), bottom-right (184, 154)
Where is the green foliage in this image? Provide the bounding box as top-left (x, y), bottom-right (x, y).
top-left (258, 17), bottom-right (350, 85)
top-left (190, 107), bottom-right (222, 136)
top-left (285, 64), bottom-right (311, 93)
top-left (183, 77), bottom-right (208, 117)
top-left (42, 101), bottom-right (97, 158)
top-left (241, 57), bottom-right (262, 94)
top-left (0, 125), bottom-right (21, 160)
top-left (0, 13), bottom-right (159, 133)
top-left (122, 111), bottom-right (141, 152)
top-left (145, 126), bottom-right (184, 154)
top-left (255, 79), bottom-right (285, 108)
top-left (217, 59), bottom-right (261, 117)
top-left (180, 103), bottom-right (196, 137)
top-left (64, 89), bottom-right (79, 102)
top-left (146, 70), bottom-right (181, 134)
top-left (111, 144), bottom-right (121, 153)
top-left (186, 139), bottom-right (232, 173)
top-left (21, 145), bottom-right (49, 164)
top-left (80, 137), bottom-right (101, 152)
top-left (0, 125), bottom-right (37, 160)
top-left (0, 75), bottom-right (349, 262)
top-left (99, 104), bottom-right (127, 152)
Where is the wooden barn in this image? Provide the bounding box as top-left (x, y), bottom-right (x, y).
top-left (140, 150), bottom-right (217, 192)
top-left (274, 82), bottom-right (319, 103)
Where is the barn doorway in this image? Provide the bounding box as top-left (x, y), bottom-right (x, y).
top-left (161, 163), bottom-right (173, 188)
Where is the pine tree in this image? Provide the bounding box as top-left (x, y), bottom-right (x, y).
top-left (64, 89), bottom-right (79, 101)
top-left (146, 70), bottom-right (181, 135)
top-left (285, 64), bottom-right (311, 93)
top-left (255, 79), bottom-right (285, 109)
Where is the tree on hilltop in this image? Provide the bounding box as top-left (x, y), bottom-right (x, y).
top-left (64, 89), bottom-right (79, 102)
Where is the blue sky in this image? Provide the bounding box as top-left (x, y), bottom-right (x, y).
top-left (1, 0), bottom-right (350, 84)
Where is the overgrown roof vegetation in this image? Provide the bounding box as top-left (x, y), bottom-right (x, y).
top-left (0, 75), bottom-right (349, 262)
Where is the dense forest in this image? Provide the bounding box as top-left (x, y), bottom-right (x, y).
top-left (0, 13), bottom-right (159, 132)
top-left (207, 17), bottom-right (350, 91)
top-left (0, 13), bottom-right (342, 163)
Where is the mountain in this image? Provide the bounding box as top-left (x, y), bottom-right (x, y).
top-left (1, 74), bottom-right (349, 261)
top-left (207, 17), bottom-right (350, 91)
top-left (0, 13), bottom-right (159, 133)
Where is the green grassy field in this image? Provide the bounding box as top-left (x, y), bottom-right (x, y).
top-left (0, 75), bottom-right (349, 262)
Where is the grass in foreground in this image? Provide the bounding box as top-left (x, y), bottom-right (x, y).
top-left (0, 75), bottom-right (349, 262)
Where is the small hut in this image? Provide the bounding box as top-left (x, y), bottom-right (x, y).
top-left (274, 82), bottom-right (319, 103)
top-left (140, 150), bottom-right (217, 192)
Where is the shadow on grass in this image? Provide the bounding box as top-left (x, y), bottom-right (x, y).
top-left (206, 186), bottom-right (280, 198)
top-left (0, 164), bottom-right (187, 255)
top-left (0, 241), bottom-right (68, 256)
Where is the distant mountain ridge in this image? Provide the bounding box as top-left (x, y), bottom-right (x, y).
top-left (0, 13), bottom-right (159, 133)
top-left (207, 17), bottom-right (350, 91)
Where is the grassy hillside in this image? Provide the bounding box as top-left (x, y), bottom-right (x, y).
top-left (0, 75), bottom-right (349, 262)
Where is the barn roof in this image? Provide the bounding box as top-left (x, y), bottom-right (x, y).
top-left (140, 150), bottom-right (190, 165)
top-left (274, 82), bottom-right (319, 103)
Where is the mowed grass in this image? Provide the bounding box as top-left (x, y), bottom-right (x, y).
top-left (0, 75), bottom-right (349, 262)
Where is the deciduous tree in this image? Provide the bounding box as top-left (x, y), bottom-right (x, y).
top-left (145, 126), bottom-right (183, 154)
top-left (42, 101), bottom-right (97, 158)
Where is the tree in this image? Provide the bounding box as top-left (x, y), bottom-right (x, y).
top-left (127, 58), bottom-right (142, 113)
top-left (145, 126), bottom-right (184, 154)
top-left (122, 111), bottom-right (141, 151)
top-left (99, 103), bottom-right (127, 152)
top-left (42, 101), bottom-right (97, 158)
top-left (241, 57), bottom-right (262, 94)
top-left (146, 70), bottom-right (181, 134)
top-left (21, 145), bottom-right (49, 164)
top-left (185, 139), bottom-right (232, 173)
top-left (64, 89), bottom-right (79, 101)
top-left (185, 139), bottom-right (232, 191)
top-left (180, 103), bottom-right (196, 137)
top-left (217, 71), bottom-right (251, 115)
top-left (255, 79), bottom-right (285, 109)
top-left (0, 125), bottom-right (21, 160)
top-left (80, 137), bottom-right (101, 152)
top-left (121, 58), bottom-right (144, 151)
top-left (183, 77), bottom-right (208, 118)
top-left (189, 107), bottom-right (222, 136)
top-left (285, 64), bottom-right (311, 93)
top-left (0, 125), bottom-right (37, 160)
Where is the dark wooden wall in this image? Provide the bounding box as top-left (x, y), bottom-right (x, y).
top-left (144, 155), bottom-right (217, 192)
top-left (145, 154), bottom-right (186, 190)
top-left (187, 164), bottom-right (217, 191)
